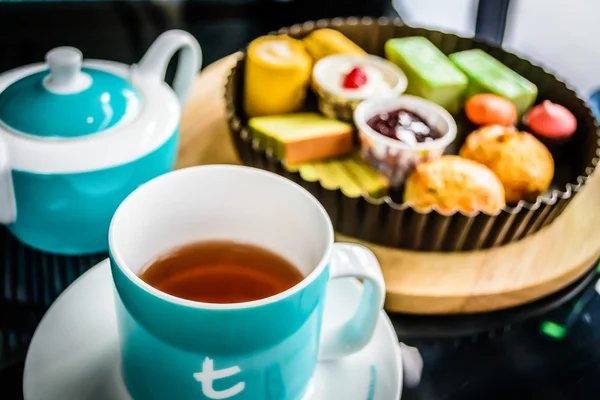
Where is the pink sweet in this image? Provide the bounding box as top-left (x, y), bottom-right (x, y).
top-left (524, 100), bottom-right (577, 139)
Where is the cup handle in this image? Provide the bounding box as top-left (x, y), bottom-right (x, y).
top-left (319, 243), bottom-right (386, 361)
top-left (0, 137), bottom-right (16, 224)
top-left (136, 29), bottom-right (202, 105)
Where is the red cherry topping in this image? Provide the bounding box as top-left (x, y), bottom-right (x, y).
top-left (342, 66), bottom-right (368, 89)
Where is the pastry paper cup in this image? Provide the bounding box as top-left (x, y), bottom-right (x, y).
top-left (354, 95), bottom-right (457, 187)
top-left (225, 17), bottom-right (600, 252)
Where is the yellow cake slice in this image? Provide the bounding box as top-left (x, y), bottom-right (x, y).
top-left (303, 29), bottom-right (366, 62)
top-left (248, 113), bottom-right (354, 165)
top-left (245, 35), bottom-right (312, 117)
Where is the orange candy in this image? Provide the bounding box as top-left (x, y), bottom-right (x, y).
top-left (465, 94), bottom-right (517, 126)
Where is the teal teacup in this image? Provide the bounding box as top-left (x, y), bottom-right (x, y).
top-left (109, 165), bottom-right (385, 400)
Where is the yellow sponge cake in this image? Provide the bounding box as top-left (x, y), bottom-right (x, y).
top-left (249, 113), bottom-right (354, 165)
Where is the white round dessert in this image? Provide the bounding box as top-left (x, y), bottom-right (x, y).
top-left (313, 54), bottom-right (407, 100)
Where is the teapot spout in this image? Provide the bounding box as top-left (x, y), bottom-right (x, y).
top-left (137, 30), bottom-right (202, 105)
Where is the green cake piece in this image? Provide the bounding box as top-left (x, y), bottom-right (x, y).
top-left (449, 49), bottom-right (538, 115)
top-left (385, 37), bottom-right (468, 114)
top-left (286, 155), bottom-right (389, 199)
top-left (248, 113), bottom-right (354, 165)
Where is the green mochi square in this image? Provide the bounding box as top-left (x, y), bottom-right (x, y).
top-left (385, 37), bottom-right (468, 114)
top-left (449, 49), bottom-right (538, 116)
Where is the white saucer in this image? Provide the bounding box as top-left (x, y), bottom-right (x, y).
top-left (23, 259), bottom-right (402, 400)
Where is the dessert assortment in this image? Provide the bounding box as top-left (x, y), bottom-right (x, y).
top-left (243, 29), bottom-right (573, 210)
top-left (228, 20), bottom-right (599, 251)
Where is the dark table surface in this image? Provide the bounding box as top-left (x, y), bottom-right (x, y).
top-left (2, 2), bottom-right (600, 399)
top-left (2, 224), bottom-right (600, 400)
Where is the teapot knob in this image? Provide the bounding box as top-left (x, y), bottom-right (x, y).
top-left (43, 47), bottom-right (92, 94)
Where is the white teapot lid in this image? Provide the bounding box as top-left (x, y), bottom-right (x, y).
top-left (0, 47), bottom-right (140, 139)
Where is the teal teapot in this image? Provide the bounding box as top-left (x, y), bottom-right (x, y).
top-left (0, 30), bottom-right (202, 254)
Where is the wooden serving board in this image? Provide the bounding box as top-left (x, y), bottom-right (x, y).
top-left (177, 54), bottom-right (600, 315)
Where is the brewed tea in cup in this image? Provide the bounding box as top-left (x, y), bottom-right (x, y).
top-left (140, 240), bottom-right (304, 304)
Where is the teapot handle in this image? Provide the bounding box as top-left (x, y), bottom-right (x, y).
top-left (0, 137), bottom-right (16, 224)
top-left (137, 30), bottom-right (202, 105)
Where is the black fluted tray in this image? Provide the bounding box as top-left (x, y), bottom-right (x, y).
top-left (225, 18), bottom-right (600, 252)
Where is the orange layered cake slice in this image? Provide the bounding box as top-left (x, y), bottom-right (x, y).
top-left (248, 113), bottom-right (354, 165)
top-left (286, 154), bottom-right (389, 198)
